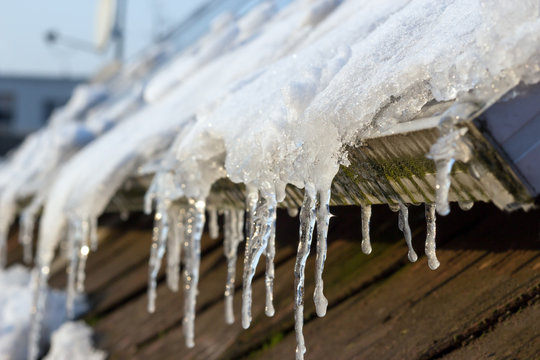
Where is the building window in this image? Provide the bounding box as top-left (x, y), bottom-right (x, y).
top-left (0, 93), bottom-right (15, 125)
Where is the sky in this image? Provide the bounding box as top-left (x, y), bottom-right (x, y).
top-left (0, 1), bottom-right (205, 78)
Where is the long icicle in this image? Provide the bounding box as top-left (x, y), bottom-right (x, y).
top-left (314, 189), bottom-right (330, 317)
top-left (20, 212), bottom-right (37, 265)
top-left (433, 157), bottom-right (455, 216)
top-left (66, 219), bottom-right (81, 319)
top-left (428, 103), bottom-right (476, 216)
top-left (241, 188), bottom-right (259, 329)
top-left (223, 209), bottom-right (235, 324)
top-left (242, 190), bottom-right (275, 328)
top-left (424, 204), bottom-right (440, 270)
top-left (264, 193), bottom-right (277, 317)
top-left (223, 209), bottom-right (243, 324)
top-left (166, 205), bottom-right (184, 292)
top-left (19, 197), bottom-right (42, 264)
top-left (89, 216), bottom-right (99, 252)
top-left (0, 195), bottom-right (16, 268)
top-left (147, 200), bottom-right (169, 313)
top-left (28, 264), bottom-right (50, 360)
top-left (236, 208), bottom-right (244, 241)
top-left (398, 203), bottom-right (417, 262)
top-left (208, 207), bottom-right (219, 239)
top-left (294, 187), bottom-right (317, 360)
top-left (75, 218), bottom-right (90, 293)
top-left (0, 228), bottom-right (7, 268)
top-left (182, 199), bottom-right (205, 348)
top-left (361, 205), bottom-right (372, 255)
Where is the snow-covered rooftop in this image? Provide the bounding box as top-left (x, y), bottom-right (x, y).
top-left (0, 0), bottom-right (539, 359)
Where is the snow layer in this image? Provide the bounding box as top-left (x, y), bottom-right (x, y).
top-left (0, 266), bottom-right (87, 360)
top-left (170, 0), bottom-right (540, 207)
top-left (43, 321), bottom-right (106, 360)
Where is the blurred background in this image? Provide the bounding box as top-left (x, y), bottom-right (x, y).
top-left (0, 0), bottom-right (256, 154)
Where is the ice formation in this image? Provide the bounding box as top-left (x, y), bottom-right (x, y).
top-left (242, 188), bottom-right (277, 328)
top-left (295, 188), bottom-right (317, 360)
top-left (427, 103), bottom-right (477, 216)
top-left (223, 208), bottom-right (244, 324)
top-left (0, 0), bottom-right (538, 359)
top-left (398, 203), bottom-right (418, 263)
top-left (360, 205), bottom-right (372, 255)
top-left (424, 204), bottom-right (440, 270)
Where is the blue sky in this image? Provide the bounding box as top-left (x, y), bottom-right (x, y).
top-left (0, 1), bottom-right (204, 78)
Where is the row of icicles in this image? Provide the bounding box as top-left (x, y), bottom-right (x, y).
top-left (18, 185), bottom-right (474, 360)
top-left (139, 186), bottom-right (474, 360)
top-left (13, 157), bottom-right (474, 360)
top-left (8, 104), bottom-right (476, 359)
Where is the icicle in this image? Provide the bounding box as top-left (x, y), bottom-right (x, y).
top-left (20, 213), bottom-right (36, 264)
top-left (0, 220), bottom-right (11, 268)
top-left (28, 264), bottom-right (50, 360)
top-left (66, 219), bottom-right (81, 319)
top-left (223, 209), bottom-right (243, 324)
top-left (0, 231), bottom-right (6, 268)
top-left (17, 197), bottom-right (42, 264)
top-left (166, 205), bottom-right (185, 292)
top-left (398, 203), bottom-right (417, 263)
top-left (144, 180), bottom-right (157, 215)
top-left (241, 188), bottom-right (259, 329)
top-left (361, 205), bottom-right (372, 255)
top-left (208, 207), bottom-right (219, 239)
top-left (241, 190), bottom-right (276, 328)
top-left (182, 199), bottom-right (205, 348)
top-left (75, 219), bottom-right (90, 293)
top-left (223, 209), bottom-right (235, 324)
top-left (428, 103), bottom-right (476, 216)
top-left (89, 216), bottom-right (99, 252)
top-left (294, 187), bottom-right (317, 360)
top-left (147, 200), bottom-right (169, 313)
top-left (458, 200), bottom-right (474, 211)
top-left (314, 189), bottom-right (330, 317)
top-left (0, 195), bottom-right (16, 268)
top-left (236, 208), bottom-right (244, 240)
top-left (424, 204), bottom-right (440, 270)
top-left (265, 198), bottom-right (277, 317)
top-left (120, 210), bottom-right (130, 221)
top-left (433, 157), bottom-right (455, 216)
top-left (288, 207), bottom-right (299, 217)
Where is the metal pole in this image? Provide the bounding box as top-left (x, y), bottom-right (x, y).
top-left (114, 0), bottom-right (127, 63)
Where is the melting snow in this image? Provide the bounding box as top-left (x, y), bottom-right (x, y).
top-left (0, 0), bottom-right (539, 359)
top-left (0, 265), bottom-right (88, 359)
top-left (43, 321), bottom-right (106, 360)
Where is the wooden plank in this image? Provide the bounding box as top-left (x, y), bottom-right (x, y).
top-left (93, 210), bottom-right (299, 358)
top-left (441, 301), bottom-right (540, 360)
top-left (128, 204), bottom-right (489, 359)
top-left (254, 208), bottom-right (540, 359)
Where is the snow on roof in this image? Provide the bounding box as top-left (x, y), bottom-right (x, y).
top-left (0, 0), bottom-right (539, 359)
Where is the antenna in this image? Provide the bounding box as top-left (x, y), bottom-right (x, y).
top-left (95, 0), bottom-right (126, 63)
top-left (45, 0), bottom-right (127, 64)
top-left (94, 0), bottom-right (117, 51)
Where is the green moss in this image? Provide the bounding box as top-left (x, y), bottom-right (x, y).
top-left (248, 331), bottom-right (286, 358)
top-left (84, 315), bottom-right (100, 327)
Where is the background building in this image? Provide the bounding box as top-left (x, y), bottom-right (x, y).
top-left (0, 75), bottom-right (83, 154)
